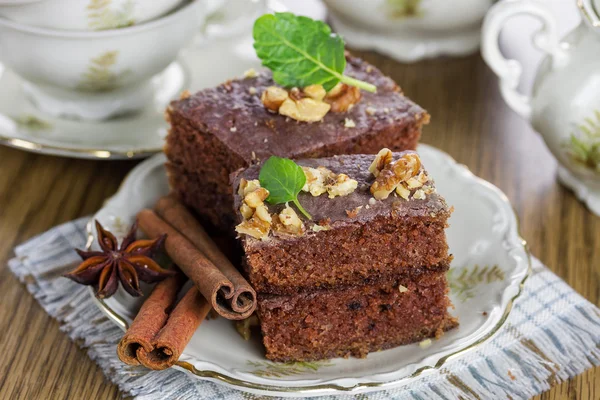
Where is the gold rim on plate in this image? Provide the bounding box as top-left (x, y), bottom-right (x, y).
top-left (86, 148), bottom-right (532, 395)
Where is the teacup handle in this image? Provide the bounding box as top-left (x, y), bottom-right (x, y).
top-left (481, 0), bottom-right (567, 121)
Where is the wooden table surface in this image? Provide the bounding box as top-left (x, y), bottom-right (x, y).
top-left (1, 19), bottom-right (599, 400)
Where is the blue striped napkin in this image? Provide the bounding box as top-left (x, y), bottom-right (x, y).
top-left (8, 218), bottom-right (600, 400)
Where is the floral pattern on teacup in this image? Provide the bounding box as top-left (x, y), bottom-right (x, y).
top-left (565, 110), bottom-right (600, 174)
top-left (385, 0), bottom-right (423, 18)
top-left (77, 51), bottom-right (132, 92)
top-left (87, 0), bottom-right (136, 30)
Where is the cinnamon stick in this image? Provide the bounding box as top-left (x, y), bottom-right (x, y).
top-left (117, 273), bottom-right (186, 365)
top-left (155, 195), bottom-right (256, 316)
top-left (137, 209), bottom-right (256, 320)
top-left (136, 286), bottom-right (211, 370)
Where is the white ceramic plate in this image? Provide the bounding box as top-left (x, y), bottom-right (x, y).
top-left (89, 144), bottom-right (530, 397)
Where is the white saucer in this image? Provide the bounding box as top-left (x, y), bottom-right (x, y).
top-left (0, 36), bottom-right (261, 160)
top-left (89, 144), bottom-right (530, 397)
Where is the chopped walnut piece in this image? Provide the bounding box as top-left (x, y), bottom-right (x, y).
top-left (272, 205), bottom-right (304, 235)
top-left (244, 187), bottom-right (269, 208)
top-left (240, 203), bottom-right (253, 220)
top-left (240, 179), bottom-right (263, 197)
top-left (279, 97), bottom-right (330, 122)
top-left (180, 90), bottom-right (191, 100)
top-left (303, 84), bottom-right (326, 101)
top-left (261, 86), bottom-right (289, 112)
top-left (406, 177), bottom-right (423, 189)
top-left (302, 166), bottom-right (330, 196)
top-left (243, 68), bottom-right (258, 78)
top-left (253, 204), bottom-right (272, 223)
top-left (324, 83), bottom-right (362, 112)
top-left (235, 217), bottom-right (271, 240)
top-left (368, 148), bottom-right (393, 177)
top-left (398, 284), bottom-right (408, 293)
top-left (413, 189), bottom-right (426, 200)
top-left (370, 152), bottom-right (421, 200)
top-left (395, 183), bottom-right (410, 200)
top-left (327, 173), bottom-right (358, 198)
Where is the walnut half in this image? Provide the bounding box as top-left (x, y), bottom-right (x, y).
top-left (370, 152), bottom-right (422, 200)
top-left (261, 86), bottom-right (330, 122)
top-left (324, 83), bottom-right (362, 112)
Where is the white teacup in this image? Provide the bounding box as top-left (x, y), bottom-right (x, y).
top-left (323, 0), bottom-right (494, 62)
top-left (0, 0), bottom-right (206, 120)
top-left (0, 0), bottom-right (183, 31)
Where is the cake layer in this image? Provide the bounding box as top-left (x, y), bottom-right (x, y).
top-left (257, 270), bottom-right (457, 362)
top-left (234, 152), bottom-right (452, 294)
top-left (165, 55), bottom-right (428, 233)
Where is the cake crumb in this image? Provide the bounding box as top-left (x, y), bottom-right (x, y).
top-left (263, 138), bottom-right (268, 143)
top-left (345, 206), bottom-right (363, 218)
top-left (254, 122), bottom-right (258, 126)
top-left (508, 370), bottom-right (516, 381)
top-left (398, 285), bottom-right (408, 293)
top-left (251, 151), bottom-right (256, 160)
top-left (366, 65), bottom-right (373, 73)
top-left (311, 224), bottom-right (329, 232)
top-left (230, 127), bottom-right (237, 132)
top-left (365, 106), bottom-right (377, 115)
top-left (248, 86), bottom-right (257, 95)
top-left (419, 339), bottom-right (432, 349)
top-left (344, 118), bottom-right (356, 128)
top-left (365, 204), bottom-right (370, 209)
top-left (244, 68), bottom-right (258, 78)
top-left (482, 311), bottom-right (488, 316)
top-left (383, 107), bottom-right (390, 114)
top-left (368, 198), bottom-right (376, 205)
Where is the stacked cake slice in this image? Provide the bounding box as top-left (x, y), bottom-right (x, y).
top-left (233, 152), bottom-right (457, 361)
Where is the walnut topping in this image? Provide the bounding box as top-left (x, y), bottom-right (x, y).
top-left (311, 224), bottom-right (330, 232)
top-left (243, 68), bottom-right (258, 78)
top-left (344, 118), bottom-right (356, 128)
top-left (235, 217), bottom-right (271, 240)
top-left (369, 148), bottom-right (393, 177)
top-left (413, 189), bottom-right (426, 200)
top-left (324, 83), bottom-right (361, 112)
top-left (398, 284), bottom-right (408, 293)
top-left (395, 183), bottom-right (410, 200)
top-left (248, 86), bottom-right (257, 95)
top-left (370, 152), bottom-right (422, 200)
top-left (244, 187), bottom-right (269, 208)
top-left (261, 86), bottom-right (289, 112)
top-left (261, 85), bottom-right (331, 122)
top-left (327, 173), bottom-right (358, 198)
top-left (301, 166), bottom-right (358, 198)
top-left (303, 84), bottom-right (326, 101)
top-left (365, 106), bottom-right (376, 115)
top-left (279, 97), bottom-right (330, 122)
top-left (272, 204), bottom-right (305, 235)
top-left (236, 180), bottom-right (272, 240)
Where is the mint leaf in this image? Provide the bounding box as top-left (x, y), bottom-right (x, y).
top-left (253, 13), bottom-right (376, 93)
top-left (258, 156), bottom-right (312, 220)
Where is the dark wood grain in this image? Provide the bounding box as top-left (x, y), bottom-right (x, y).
top-left (0, 50), bottom-right (598, 399)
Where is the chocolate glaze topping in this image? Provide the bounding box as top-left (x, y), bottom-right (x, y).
top-left (170, 56), bottom-right (428, 164)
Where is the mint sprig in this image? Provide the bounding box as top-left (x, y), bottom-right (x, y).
top-left (258, 156), bottom-right (312, 220)
top-left (253, 13), bottom-right (376, 93)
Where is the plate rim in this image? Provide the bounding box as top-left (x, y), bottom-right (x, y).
top-left (89, 144), bottom-right (532, 396)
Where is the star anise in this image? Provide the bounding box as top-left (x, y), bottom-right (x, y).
top-left (65, 220), bottom-right (175, 298)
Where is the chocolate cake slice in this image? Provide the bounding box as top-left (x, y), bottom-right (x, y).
top-left (258, 270), bottom-right (457, 362)
top-left (232, 151), bottom-right (452, 295)
top-left (165, 55), bottom-right (429, 233)
top-left (233, 150), bottom-right (456, 361)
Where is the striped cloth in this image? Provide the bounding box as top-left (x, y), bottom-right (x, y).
top-left (8, 218), bottom-right (600, 400)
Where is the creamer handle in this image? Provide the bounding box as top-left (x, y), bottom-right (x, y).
top-left (481, 0), bottom-right (567, 121)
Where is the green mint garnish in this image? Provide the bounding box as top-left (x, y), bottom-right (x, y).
top-left (253, 12), bottom-right (376, 93)
top-left (258, 156), bottom-right (312, 220)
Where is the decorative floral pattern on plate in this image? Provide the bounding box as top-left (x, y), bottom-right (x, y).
top-left (566, 110), bottom-right (600, 174)
top-left (246, 360), bottom-right (334, 378)
top-left (13, 115), bottom-right (52, 131)
top-left (87, 0), bottom-right (136, 30)
top-left (447, 265), bottom-right (505, 303)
